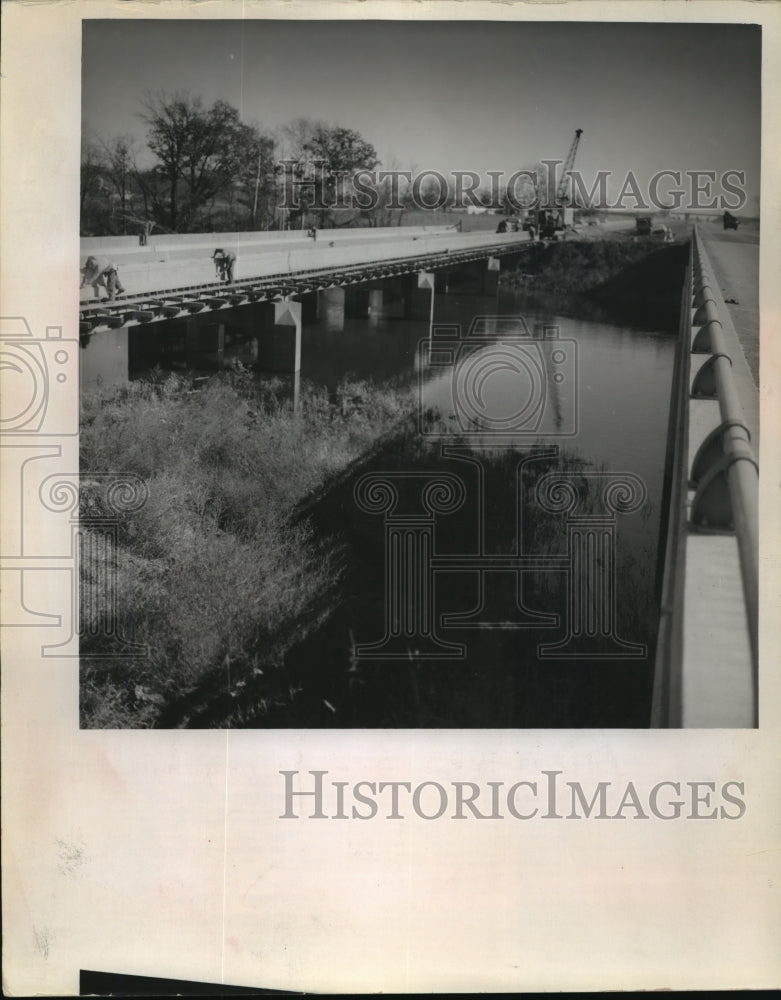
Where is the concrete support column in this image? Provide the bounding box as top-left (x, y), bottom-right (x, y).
top-left (299, 291), bottom-right (320, 324)
top-left (367, 288), bottom-right (384, 322)
top-left (186, 319), bottom-right (225, 370)
top-left (345, 284), bottom-right (371, 318)
top-left (346, 282), bottom-right (387, 319)
top-left (483, 256), bottom-right (501, 295)
top-left (256, 299), bottom-right (302, 373)
top-left (402, 270), bottom-right (435, 322)
top-left (318, 286), bottom-right (345, 330)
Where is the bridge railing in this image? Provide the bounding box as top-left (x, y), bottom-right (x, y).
top-left (81, 223), bottom-right (462, 255)
top-left (652, 226), bottom-right (759, 727)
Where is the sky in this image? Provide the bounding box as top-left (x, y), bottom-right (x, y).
top-left (82, 20), bottom-right (761, 209)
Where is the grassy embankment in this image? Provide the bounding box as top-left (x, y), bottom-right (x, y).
top-left (81, 368), bottom-right (657, 729)
top-left (500, 237), bottom-right (690, 328)
top-left (167, 437), bottom-right (658, 731)
top-left (80, 370), bottom-right (415, 727)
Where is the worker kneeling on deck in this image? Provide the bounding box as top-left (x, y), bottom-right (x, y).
top-left (212, 248), bottom-right (236, 283)
top-left (80, 256), bottom-right (125, 300)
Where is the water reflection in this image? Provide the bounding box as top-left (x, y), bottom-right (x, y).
top-left (262, 287), bottom-right (678, 728)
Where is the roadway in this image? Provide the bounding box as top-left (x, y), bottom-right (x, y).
top-left (79, 225), bottom-right (532, 309)
top-left (698, 219), bottom-right (759, 387)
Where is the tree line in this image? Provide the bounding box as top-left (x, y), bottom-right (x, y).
top-left (81, 91), bottom-right (582, 237)
top-left (81, 91), bottom-right (408, 236)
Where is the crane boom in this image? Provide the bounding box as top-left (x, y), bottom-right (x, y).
top-left (555, 128), bottom-right (583, 204)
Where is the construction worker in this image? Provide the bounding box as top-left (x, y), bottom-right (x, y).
top-left (212, 248), bottom-right (236, 283)
top-left (139, 220), bottom-right (155, 246)
top-left (80, 256), bottom-right (125, 300)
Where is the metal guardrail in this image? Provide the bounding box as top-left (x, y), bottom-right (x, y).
top-left (79, 237), bottom-right (531, 332)
top-left (689, 229), bottom-right (759, 668)
top-left (652, 226), bottom-right (759, 726)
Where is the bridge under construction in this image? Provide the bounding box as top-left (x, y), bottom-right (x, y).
top-left (75, 221), bottom-right (760, 731)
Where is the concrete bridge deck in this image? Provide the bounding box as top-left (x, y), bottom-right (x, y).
top-left (79, 225), bottom-right (531, 316)
top-left (78, 224), bottom-right (531, 388)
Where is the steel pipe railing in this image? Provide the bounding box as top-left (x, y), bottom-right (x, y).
top-left (652, 227), bottom-right (759, 726)
top-left (690, 227), bottom-right (759, 688)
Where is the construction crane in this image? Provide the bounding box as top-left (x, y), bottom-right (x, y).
top-left (522, 127), bottom-right (584, 240)
top-left (555, 128), bottom-right (584, 205)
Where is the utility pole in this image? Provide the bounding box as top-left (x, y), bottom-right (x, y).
top-left (252, 151), bottom-right (262, 230)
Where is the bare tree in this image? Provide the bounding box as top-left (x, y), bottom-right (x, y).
top-left (80, 138), bottom-right (104, 219)
top-left (139, 91), bottom-right (242, 231)
top-left (229, 125), bottom-right (278, 230)
top-left (97, 135), bottom-right (136, 233)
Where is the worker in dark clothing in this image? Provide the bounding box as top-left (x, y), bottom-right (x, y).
top-left (139, 221), bottom-right (155, 246)
top-left (80, 256), bottom-right (125, 300)
top-left (496, 219), bottom-right (508, 233)
top-left (212, 248), bottom-right (236, 283)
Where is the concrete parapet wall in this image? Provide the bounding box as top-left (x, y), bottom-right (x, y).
top-left (79, 228), bottom-right (528, 302)
top-left (81, 225), bottom-right (457, 255)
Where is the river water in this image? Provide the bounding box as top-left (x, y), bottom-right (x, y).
top-left (262, 284), bottom-right (678, 729)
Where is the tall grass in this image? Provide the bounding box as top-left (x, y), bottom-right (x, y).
top-left (166, 429), bottom-right (659, 730)
top-left (501, 239), bottom-right (682, 293)
top-left (80, 369), bottom-right (416, 727)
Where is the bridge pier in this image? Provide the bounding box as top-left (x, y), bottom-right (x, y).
top-left (318, 286), bottom-right (346, 330)
top-left (434, 257), bottom-right (502, 297)
top-left (315, 274), bottom-right (437, 325)
top-left (186, 319), bottom-right (225, 370)
top-left (345, 284), bottom-right (371, 318)
top-left (345, 282), bottom-right (388, 321)
top-left (368, 288), bottom-right (384, 322)
top-left (455, 257), bottom-right (502, 295)
top-left (299, 291), bottom-right (320, 325)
